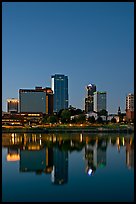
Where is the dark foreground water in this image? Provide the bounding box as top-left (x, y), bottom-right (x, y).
top-left (2, 132), bottom-right (134, 202)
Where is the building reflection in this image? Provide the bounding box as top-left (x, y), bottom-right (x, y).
top-left (51, 147), bottom-right (68, 185)
top-left (45, 147), bottom-right (53, 174)
top-left (2, 133), bottom-right (134, 182)
top-left (97, 145), bottom-right (106, 168)
top-left (20, 148), bottom-right (46, 174)
top-left (110, 135), bottom-right (134, 169)
top-left (125, 138), bottom-right (134, 169)
top-left (85, 142), bottom-right (97, 175)
top-left (85, 138), bottom-right (107, 176)
top-left (7, 147), bottom-right (20, 162)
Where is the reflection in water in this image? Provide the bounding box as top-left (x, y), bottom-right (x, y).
top-left (51, 147), bottom-right (68, 185)
top-left (2, 133), bottom-right (134, 185)
top-left (126, 139), bottom-right (134, 169)
top-left (7, 147), bottom-right (20, 161)
top-left (20, 149), bottom-right (46, 174)
top-left (85, 138), bottom-right (107, 176)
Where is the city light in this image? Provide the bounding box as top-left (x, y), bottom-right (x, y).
top-left (7, 154), bottom-right (20, 161)
top-left (88, 168), bottom-right (93, 176)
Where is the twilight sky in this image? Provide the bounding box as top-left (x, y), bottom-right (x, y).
top-left (2, 2), bottom-right (134, 113)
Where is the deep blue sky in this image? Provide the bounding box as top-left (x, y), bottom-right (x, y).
top-left (2, 2), bottom-right (134, 113)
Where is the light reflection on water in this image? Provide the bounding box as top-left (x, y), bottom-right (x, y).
top-left (2, 133), bottom-right (134, 202)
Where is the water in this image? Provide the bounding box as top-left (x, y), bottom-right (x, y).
top-left (2, 132), bottom-right (134, 202)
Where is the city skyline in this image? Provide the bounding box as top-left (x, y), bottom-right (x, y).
top-left (2, 2), bottom-right (134, 113)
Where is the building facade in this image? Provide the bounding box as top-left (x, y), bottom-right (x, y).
top-left (93, 91), bottom-right (107, 113)
top-left (51, 74), bottom-right (68, 113)
top-left (19, 87), bottom-right (53, 114)
top-left (45, 87), bottom-right (54, 115)
top-left (85, 84), bottom-right (96, 113)
top-left (126, 93), bottom-right (134, 121)
top-left (7, 98), bottom-right (19, 113)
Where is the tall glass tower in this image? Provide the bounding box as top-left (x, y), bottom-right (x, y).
top-left (93, 91), bottom-right (107, 112)
top-left (85, 84), bottom-right (96, 113)
top-left (51, 74), bottom-right (68, 113)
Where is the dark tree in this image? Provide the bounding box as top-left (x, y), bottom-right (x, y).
top-left (60, 109), bottom-right (71, 123)
top-left (42, 115), bottom-right (48, 123)
top-left (57, 109), bottom-right (64, 117)
top-left (47, 115), bottom-right (58, 124)
top-left (98, 109), bottom-right (108, 116)
top-left (75, 109), bottom-right (83, 115)
top-left (88, 116), bottom-right (96, 123)
top-left (97, 116), bottom-right (103, 123)
top-left (111, 117), bottom-right (116, 123)
top-left (76, 114), bottom-right (86, 123)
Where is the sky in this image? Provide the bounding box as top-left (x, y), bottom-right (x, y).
top-left (2, 2), bottom-right (134, 113)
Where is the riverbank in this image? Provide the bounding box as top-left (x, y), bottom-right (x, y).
top-left (2, 124), bottom-right (134, 133)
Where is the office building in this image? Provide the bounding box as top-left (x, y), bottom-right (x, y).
top-left (7, 98), bottom-right (19, 113)
top-left (93, 91), bottom-right (107, 113)
top-left (51, 74), bottom-right (68, 113)
top-left (126, 93), bottom-right (134, 121)
top-left (19, 87), bottom-right (53, 114)
top-left (45, 87), bottom-right (54, 115)
top-left (85, 84), bottom-right (96, 113)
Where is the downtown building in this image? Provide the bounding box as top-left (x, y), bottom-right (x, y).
top-left (7, 98), bottom-right (19, 113)
top-left (126, 93), bottom-right (134, 122)
top-left (51, 74), bottom-right (68, 113)
top-left (19, 86), bottom-right (53, 114)
top-left (85, 84), bottom-right (96, 113)
top-left (93, 91), bottom-right (107, 113)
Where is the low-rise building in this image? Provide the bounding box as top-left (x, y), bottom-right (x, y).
top-left (107, 114), bottom-right (120, 122)
top-left (7, 98), bottom-right (19, 113)
top-left (19, 86), bottom-right (53, 114)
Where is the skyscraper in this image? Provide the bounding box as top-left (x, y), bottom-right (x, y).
top-left (85, 84), bottom-right (96, 113)
top-left (93, 91), bottom-right (107, 113)
top-left (51, 74), bottom-right (68, 113)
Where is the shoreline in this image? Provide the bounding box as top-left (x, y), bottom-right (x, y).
top-left (2, 126), bottom-right (134, 134)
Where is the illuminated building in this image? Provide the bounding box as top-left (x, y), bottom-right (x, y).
top-left (51, 147), bottom-right (68, 184)
top-left (19, 86), bottom-right (53, 114)
top-left (85, 84), bottom-right (96, 113)
top-left (126, 93), bottom-right (134, 121)
top-left (45, 87), bottom-right (54, 115)
top-left (51, 74), bottom-right (68, 113)
top-left (7, 98), bottom-right (19, 113)
top-left (2, 112), bottom-right (43, 126)
top-left (93, 91), bottom-right (107, 113)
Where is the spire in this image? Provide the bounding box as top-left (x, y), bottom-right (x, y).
top-left (118, 106), bottom-right (121, 115)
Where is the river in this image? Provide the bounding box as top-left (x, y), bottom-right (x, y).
top-left (2, 132), bottom-right (134, 202)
